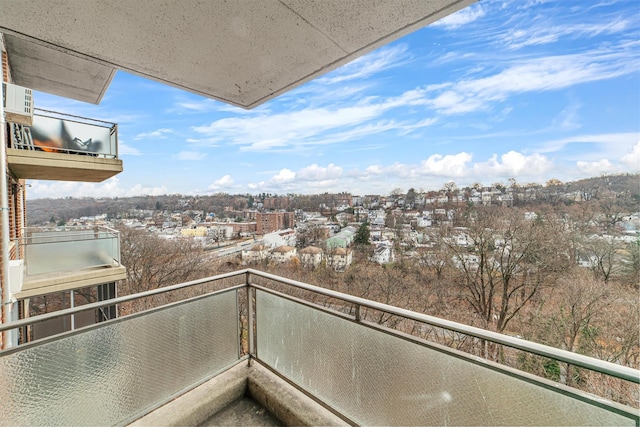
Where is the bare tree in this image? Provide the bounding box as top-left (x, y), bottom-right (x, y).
top-left (548, 272), bottom-right (613, 385)
top-left (446, 207), bottom-right (564, 333)
top-left (581, 235), bottom-right (623, 283)
top-left (117, 226), bottom-right (216, 312)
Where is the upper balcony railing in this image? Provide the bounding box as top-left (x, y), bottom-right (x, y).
top-left (0, 269), bottom-right (637, 426)
top-left (10, 226), bottom-right (127, 299)
top-left (6, 109), bottom-right (123, 182)
top-left (17, 226), bottom-right (122, 276)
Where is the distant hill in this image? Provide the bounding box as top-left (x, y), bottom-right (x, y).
top-left (26, 173), bottom-right (639, 225)
top-left (26, 193), bottom-right (246, 226)
top-left (564, 174), bottom-right (639, 199)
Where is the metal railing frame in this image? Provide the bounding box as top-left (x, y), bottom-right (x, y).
top-left (8, 109), bottom-right (118, 159)
top-left (14, 226), bottom-right (123, 273)
top-left (1, 268), bottom-right (638, 389)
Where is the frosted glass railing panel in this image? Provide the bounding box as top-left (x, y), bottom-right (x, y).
top-left (256, 290), bottom-right (635, 426)
top-left (0, 290), bottom-right (239, 426)
top-left (25, 231), bottom-right (120, 275)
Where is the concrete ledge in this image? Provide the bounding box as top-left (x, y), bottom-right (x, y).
top-left (129, 362), bottom-right (247, 427)
top-left (17, 265), bottom-right (127, 299)
top-left (247, 362), bottom-right (348, 427)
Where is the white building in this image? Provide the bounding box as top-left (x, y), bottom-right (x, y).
top-left (299, 246), bottom-right (323, 268)
top-left (242, 244), bottom-right (270, 264)
top-left (208, 225), bottom-right (234, 241)
top-left (327, 247), bottom-right (352, 271)
top-left (417, 216), bottom-right (432, 228)
top-left (270, 245), bottom-right (297, 263)
top-left (371, 244), bottom-right (394, 264)
top-left (263, 228), bottom-right (297, 248)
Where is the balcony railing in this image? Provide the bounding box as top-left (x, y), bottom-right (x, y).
top-left (17, 226), bottom-right (122, 276)
top-left (0, 269), bottom-right (637, 426)
top-left (6, 109), bottom-right (123, 182)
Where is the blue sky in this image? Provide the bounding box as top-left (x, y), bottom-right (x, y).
top-left (29, 0), bottom-right (639, 199)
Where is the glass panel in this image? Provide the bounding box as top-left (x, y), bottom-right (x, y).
top-left (0, 290), bottom-right (239, 426)
top-left (256, 290), bottom-right (636, 426)
top-left (25, 231), bottom-right (119, 275)
top-left (29, 115), bottom-right (114, 156)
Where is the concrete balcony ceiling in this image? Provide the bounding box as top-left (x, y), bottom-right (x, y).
top-left (0, 0), bottom-right (475, 108)
top-left (6, 148), bottom-right (123, 182)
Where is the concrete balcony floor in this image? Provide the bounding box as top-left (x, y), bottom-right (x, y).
top-left (131, 361), bottom-right (346, 426)
top-left (200, 398), bottom-right (281, 427)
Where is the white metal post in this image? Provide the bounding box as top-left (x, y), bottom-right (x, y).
top-left (0, 71), bottom-right (17, 348)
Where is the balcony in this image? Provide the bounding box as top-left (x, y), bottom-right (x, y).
top-left (0, 269), bottom-right (637, 426)
top-left (6, 109), bottom-right (123, 182)
top-left (12, 226), bottom-right (126, 299)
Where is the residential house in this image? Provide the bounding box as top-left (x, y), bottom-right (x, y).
top-left (327, 247), bottom-right (352, 271)
top-left (371, 244), bottom-right (394, 264)
top-left (270, 245), bottom-right (297, 264)
top-left (326, 226), bottom-right (357, 249)
top-left (241, 244), bottom-right (270, 264)
top-left (299, 246), bottom-right (323, 268)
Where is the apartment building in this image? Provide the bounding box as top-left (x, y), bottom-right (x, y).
top-left (1, 45), bottom-right (125, 347)
top-left (256, 211), bottom-right (295, 234)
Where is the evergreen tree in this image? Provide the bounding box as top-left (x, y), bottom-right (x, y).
top-left (354, 222), bottom-right (370, 245)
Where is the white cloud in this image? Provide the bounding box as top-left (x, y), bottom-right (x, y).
top-left (194, 102), bottom-right (388, 151)
top-left (175, 151), bottom-right (207, 161)
top-left (272, 169), bottom-right (296, 183)
top-left (431, 51), bottom-right (475, 66)
top-left (207, 175), bottom-right (234, 191)
top-left (249, 148), bottom-right (577, 195)
top-left (553, 104), bottom-right (582, 131)
top-left (500, 19), bottom-right (629, 50)
top-left (537, 132), bottom-right (640, 155)
top-left (188, 42), bottom-right (635, 153)
top-left (118, 142), bottom-right (142, 156)
top-left (576, 159), bottom-right (619, 175)
top-left (296, 163), bottom-right (343, 181)
top-left (317, 44), bottom-right (412, 85)
top-left (134, 128), bottom-right (174, 140)
top-left (420, 153), bottom-right (473, 177)
top-left (620, 141), bottom-right (640, 170)
top-left (27, 178), bottom-right (167, 200)
top-left (366, 165), bottom-right (383, 175)
top-left (432, 4), bottom-right (486, 30)
top-left (418, 45), bottom-right (638, 115)
top-left (474, 151), bottom-right (553, 176)
top-left (175, 99), bottom-right (218, 112)
top-left (192, 90), bottom-right (439, 152)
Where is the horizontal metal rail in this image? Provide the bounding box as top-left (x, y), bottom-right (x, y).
top-left (22, 225), bottom-right (119, 235)
top-left (1, 268), bottom-right (638, 385)
top-left (34, 108), bottom-right (116, 128)
top-left (245, 269), bottom-right (640, 384)
top-left (0, 270), bottom-right (245, 333)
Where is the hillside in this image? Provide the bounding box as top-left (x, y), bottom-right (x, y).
top-left (26, 173), bottom-right (639, 225)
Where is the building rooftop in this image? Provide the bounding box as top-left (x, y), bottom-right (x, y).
top-left (299, 246), bottom-right (322, 254)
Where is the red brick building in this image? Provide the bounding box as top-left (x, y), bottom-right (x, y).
top-left (256, 212), bottom-right (295, 234)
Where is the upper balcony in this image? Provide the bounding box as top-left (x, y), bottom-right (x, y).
top-left (0, 269), bottom-right (637, 426)
top-left (6, 109), bottom-right (123, 182)
top-left (11, 226), bottom-right (126, 299)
